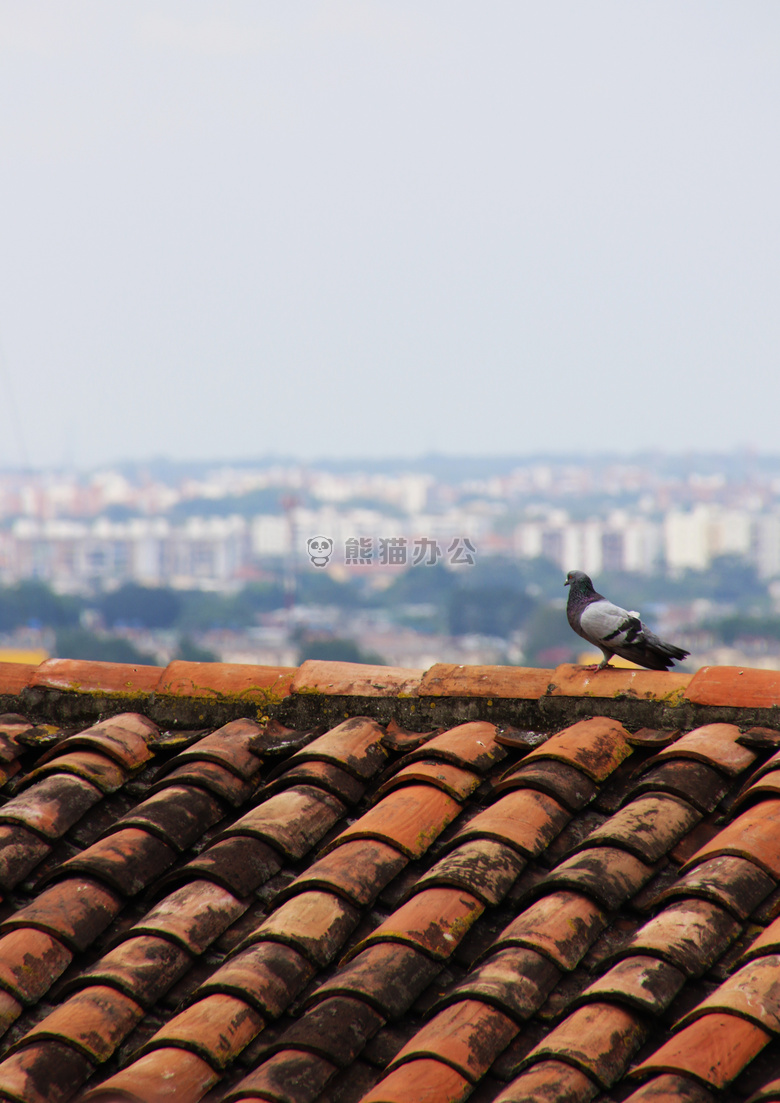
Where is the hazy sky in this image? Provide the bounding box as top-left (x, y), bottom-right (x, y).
top-left (0, 2), bottom-right (778, 468)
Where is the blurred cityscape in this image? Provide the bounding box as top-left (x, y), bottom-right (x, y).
top-left (2, 453), bottom-right (780, 671)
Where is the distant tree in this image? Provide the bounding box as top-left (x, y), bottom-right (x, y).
top-left (296, 638), bottom-right (386, 665)
top-left (0, 582), bottom-right (81, 631)
top-left (175, 636), bottom-right (219, 663)
top-left (54, 628), bottom-right (158, 665)
top-left (98, 584), bottom-right (181, 629)
top-left (522, 604), bottom-right (579, 667)
top-left (448, 585), bottom-right (535, 638)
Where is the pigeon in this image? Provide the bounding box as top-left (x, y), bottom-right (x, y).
top-left (564, 570), bottom-right (690, 671)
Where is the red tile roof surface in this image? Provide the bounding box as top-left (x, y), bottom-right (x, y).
top-left (0, 658), bottom-right (776, 1100)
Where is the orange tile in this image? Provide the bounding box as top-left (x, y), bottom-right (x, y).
top-left (243, 890), bottom-right (360, 967)
top-left (580, 793), bottom-right (700, 864)
top-left (196, 941), bottom-right (314, 1018)
top-left (376, 760), bottom-right (480, 801)
top-left (291, 660), bottom-right (423, 696)
top-left (221, 1048), bottom-right (337, 1103)
top-left (18, 984), bottom-right (144, 1061)
top-left (0, 928), bottom-right (73, 1002)
top-left (619, 898), bottom-right (740, 977)
top-left (325, 784), bottom-right (462, 859)
top-left (630, 1012), bottom-right (770, 1088)
top-left (521, 716), bottom-right (633, 782)
top-left (1, 877), bottom-right (122, 952)
top-left (157, 660), bottom-right (295, 700)
top-left (29, 658), bottom-right (162, 694)
top-left (283, 716), bottom-right (388, 779)
top-left (577, 955), bottom-right (685, 1016)
top-left (283, 838), bottom-right (407, 907)
top-left (56, 826), bottom-right (177, 895)
top-left (223, 785), bottom-right (346, 861)
top-left (733, 768), bottom-right (780, 812)
top-left (489, 890), bottom-right (607, 970)
top-left (0, 774), bottom-right (102, 839)
top-left (739, 913), bottom-right (780, 963)
top-left (129, 879), bottom-right (245, 954)
top-left (682, 799), bottom-right (780, 879)
top-left (450, 788), bottom-right (569, 857)
top-left (744, 1077), bottom-right (780, 1103)
top-left (22, 749), bottom-right (126, 794)
top-left (142, 994), bottom-right (263, 1069)
top-left (359, 1057), bottom-right (472, 1103)
top-left (78, 934), bottom-right (191, 1008)
top-left (0, 988), bottom-right (22, 1037)
top-left (676, 956), bottom-right (780, 1033)
top-left (445, 946), bottom-right (561, 1021)
top-left (0, 1040), bottom-right (94, 1103)
top-left (685, 666), bottom-right (780, 708)
top-left (40, 713), bottom-right (156, 770)
top-left (541, 846), bottom-right (655, 911)
top-left (548, 664), bottom-right (691, 703)
top-left (493, 1059), bottom-right (599, 1102)
top-left (650, 724), bottom-right (756, 777)
top-left (401, 721), bottom-right (501, 773)
top-left (525, 1001), bottom-right (646, 1087)
top-left (0, 662), bottom-right (39, 695)
top-left (347, 887), bottom-right (483, 962)
top-left (413, 838), bottom-right (526, 906)
top-left (418, 664), bottom-right (553, 699)
top-left (154, 759), bottom-right (257, 808)
top-left (307, 942), bottom-right (440, 1019)
top-left (157, 718), bottom-right (263, 780)
top-left (82, 1046), bottom-right (218, 1101)
top-left (621, 1073), bottom-right (717, 1102)
top-left (390, 999), bottom-right (517, 1081)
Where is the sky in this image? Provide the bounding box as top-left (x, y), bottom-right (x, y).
top-left (0, 2), bottom-right (778, 469)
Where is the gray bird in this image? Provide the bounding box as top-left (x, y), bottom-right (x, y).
top-left (564, 570), bottom-right (690, 671)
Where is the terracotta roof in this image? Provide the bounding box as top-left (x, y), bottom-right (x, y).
top-left (0, 658), bottom-right (778, 1100)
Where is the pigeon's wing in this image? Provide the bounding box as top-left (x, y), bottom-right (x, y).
top-left (579, 600), bottom-right (643, 650)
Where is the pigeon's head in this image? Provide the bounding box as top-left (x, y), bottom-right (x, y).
top-left (564, 570), bottom-right (594, 590)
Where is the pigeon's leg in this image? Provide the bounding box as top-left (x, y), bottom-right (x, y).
top-left (596, 649), bottom-right (614, 671)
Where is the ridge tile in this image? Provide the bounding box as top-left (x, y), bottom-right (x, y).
top-left (418, 664), bottom-right (552, 699)
top-left (291, 660), bottom-right (422, 697)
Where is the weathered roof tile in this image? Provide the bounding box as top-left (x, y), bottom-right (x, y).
top-left (345, 887), bottom-right (483, 962)
top-left (630, 1012), bottom-right (771, 1089)
top-left (14, 983), bottom-right (144, 1062)
top-left (522, 1000), bottom-right (647, 1087)
top-left (447, 788), bottom-right (570, 857)
top-left (520, 716), bottom-right (633, 782)
top-left (485, 889), bottom-right (607, 971)
top-left (359, 1056), bottom-right (472, 1103)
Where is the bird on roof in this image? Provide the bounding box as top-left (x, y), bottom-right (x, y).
top-left (564, 570), bottom-right (690, 671)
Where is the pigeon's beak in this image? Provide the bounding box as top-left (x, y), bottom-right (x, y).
top-left (564, 578), bottom-right (570, 587)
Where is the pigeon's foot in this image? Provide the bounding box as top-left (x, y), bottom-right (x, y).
top-left (580, 663), bottom-right (602, 672)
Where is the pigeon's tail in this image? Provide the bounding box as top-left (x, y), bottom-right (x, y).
top-left (619, 634), bottom-right (690, 671)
